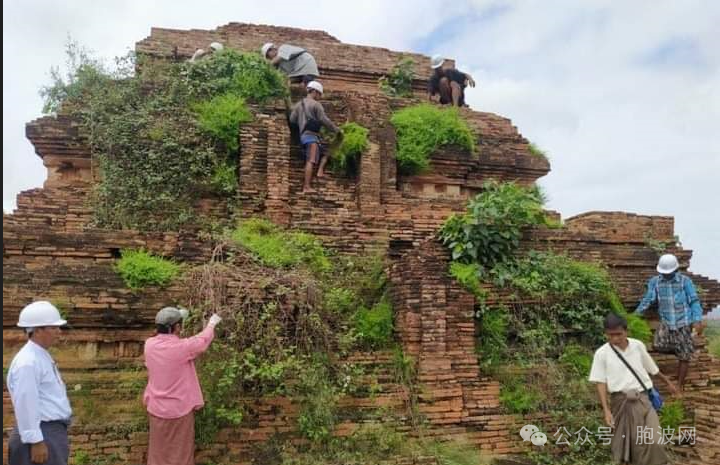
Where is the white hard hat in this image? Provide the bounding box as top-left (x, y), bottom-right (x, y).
top-left (656, 254), bottom-right (679, 274)
top-left (155, 306), bottom-right (189, 326)
top-left (307, 81), bottom-right (323, 94)
top-left (261, 42), bottom-right (275, 58)
top-left (209, 42), bottom-right (224, 51)
top-left (430, 54), bottom-right (445, 69)
top-left (17, 301), bottom-right (67, 328)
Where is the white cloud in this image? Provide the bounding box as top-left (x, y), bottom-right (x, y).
top-left (3, 1), bottom-right (719, 280)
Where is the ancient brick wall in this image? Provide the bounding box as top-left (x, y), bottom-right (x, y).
top-left (4, 22), bottom-right (720, 464)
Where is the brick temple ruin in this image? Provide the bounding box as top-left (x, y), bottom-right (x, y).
top-left (4, 23), bottom-right (720, 464)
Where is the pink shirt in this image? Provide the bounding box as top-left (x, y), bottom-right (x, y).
top-left (143, 325), bottom-right (215, 419)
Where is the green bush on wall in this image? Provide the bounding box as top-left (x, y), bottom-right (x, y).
top-left (353, 299), bottom-right (394, 349)
top-left (329, 122), bottom-right (370, 176)
top-left (231, 218), bottom-right (332, 274)
top-left (40, 42), bottom-right (288, 231)
top-left (193, 93), bottom-right (253, 154)
top-left (115, 249), bottom-right (182, 290)
top-left (390, 103), bottom-right (475, 175)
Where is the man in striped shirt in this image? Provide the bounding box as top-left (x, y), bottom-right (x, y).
top-left (635, 254), bottom-right (704, 392)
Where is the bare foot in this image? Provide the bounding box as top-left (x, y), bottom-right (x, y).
top-left (317, 171), bottom-right (325, 178)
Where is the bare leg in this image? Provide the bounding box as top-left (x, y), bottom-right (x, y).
top-left (677, 360), bottom-right (689, 392)
top-left (317, 154), bottom-right (329, 177)
top-left (450, 81), bottom-right (463, 107)
top-left (438, 77), bottom-right (451, 104)
top-left (302, 144), bottom-right (318, 193)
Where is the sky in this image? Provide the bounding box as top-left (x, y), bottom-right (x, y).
top-left (3, 0), bottom-right (719, 285)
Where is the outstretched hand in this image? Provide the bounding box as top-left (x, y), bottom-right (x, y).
top-left (208, 314), bottom-right (222, 327)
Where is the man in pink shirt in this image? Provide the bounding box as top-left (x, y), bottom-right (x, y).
top-left (143, 307), bottom-right (222, 465)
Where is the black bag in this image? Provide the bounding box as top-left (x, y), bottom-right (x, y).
top-left (301, 99), bottom-right (322, 133)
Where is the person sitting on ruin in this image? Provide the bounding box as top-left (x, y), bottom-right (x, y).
top-left (288, 81), bottom-right (341, 194)
top-left (189, 41), bottom-right (223, 63)
top-left (261, 42), bottom-right (319, 85)
top-left (427, 55), bottom-right (475, 107)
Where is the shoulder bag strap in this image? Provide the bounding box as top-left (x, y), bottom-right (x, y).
top-left (610, 344), bottom-right (649, 391)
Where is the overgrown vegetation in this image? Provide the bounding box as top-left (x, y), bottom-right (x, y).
top-left (378, 57), bottom-right (416, 97)
top-left (440, 181), bottom-right (548, 269)
top-left (390, 103), bottom-right (475, 175)
top-left (41, 41), bottom-right (288, 230)
top-left (181, 220), bottom-right (395, 445)
top-left (441, 180), bottom-right (660, 464)
top-left (329, 122), bottom-right (369, 176)
top-left (231, 218), bottom-right (331, 273)
top-left (273, 423), bottom-right (489, 465)
top-left (114, 249), bottom-right (182, 290)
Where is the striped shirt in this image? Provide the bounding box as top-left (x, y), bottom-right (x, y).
top-left (635, 272), bottom-right (703, 329)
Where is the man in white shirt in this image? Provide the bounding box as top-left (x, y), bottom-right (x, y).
top-left (7, 301), bottom-right (72, 465)
top-left (589, 313), bottom-right (677, 465)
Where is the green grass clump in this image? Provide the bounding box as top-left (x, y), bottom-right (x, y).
top-left (329, 122), bottom-right (369, 176)
top-left (193, 93), bottom-right (252, 153)
top-left (390, 103), bottom-right (475, 174)
top-left (559, 343), bottom-right (593, 376)
top-left (115, 249), bottom-right (182, 290)
top-left (499, 379), bottom-right (542, 413)
top-left (659, 400), bottom-right (686, 431)
top-left (353, 299), bottom-right (394, 349)
top-left (231, 218), bottom-right (331, 273)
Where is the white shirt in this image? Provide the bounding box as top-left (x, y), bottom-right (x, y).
top-left (6, 340), bottom-right (73, 443)
top-left (588, 338), bottom-right (659, 393)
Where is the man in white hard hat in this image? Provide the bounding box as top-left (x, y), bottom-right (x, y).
top-left (427, 54), bottom-right (475, 107)
top-left (261, 42), bottom-right (319, 85)
top-left (7, 301), bottom-right (72, 465)
top-left (144, 307), bottom-right (222, 465)
top-left (288, 80), bottom-right (341, 193)
top-left (189, 41), bottom-right (224, 63)
top-left (635, 253), bottom-right (704, 392)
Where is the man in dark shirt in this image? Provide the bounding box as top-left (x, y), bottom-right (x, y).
top-left (427, 55), bottom-right (475, 107)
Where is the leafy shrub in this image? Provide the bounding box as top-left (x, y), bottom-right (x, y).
top-left (449, 261), bottom-right (485, 300)
top-left (329, 122), bottom-right (369, 176)
top-left (659, 400), bottom-right (686, 431)
top-left (208, 161), bottom-right (237, 195)
top-left (42, 43), bottom-right (286, 231)
top-left (353, 299), bottom-right (394, 349)
top-left (390, 103), bottom-right (475, 174)
top-left (324, 287), bottom-right (358, 315)
top-left (183, 49), bottom-right (289, 103)
top-left (475, 305), bottom-right (509, 368)
top-left (499, 379), bottom-right (542, 413)
top-left (231, 218), bottom-right (331, 273)
top-left (295, 362), bottom-right (339, 443)
top-left (193, 93), bottom-right (252, 153)
top-left (625, 313), bottom-right (653, 342)
top-left (195, 343), bottom-right (244, 445)
top-left (560, 343), bottom-right (593, 376)
top-left (378, 57), bottom-right (416, 97)
top-left (115, 249), bottom-right (182, 290)
top-left (40, 39), bottom-right (116, 115)
top-left (439, 181), bottom-right (547, 267)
